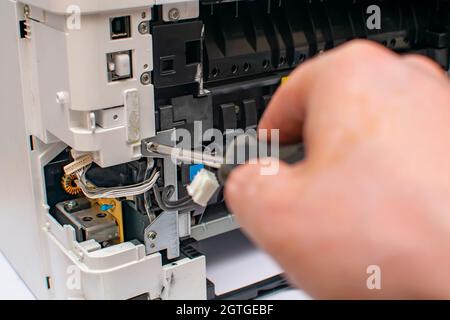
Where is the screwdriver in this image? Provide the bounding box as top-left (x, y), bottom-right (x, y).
top-left (146, 141), bottom-right (303, 185)
top-left (146, 142), bottom-right (224, 169)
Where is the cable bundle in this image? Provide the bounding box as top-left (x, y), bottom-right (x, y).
top-left (75, 165), bottom-right (160, 199)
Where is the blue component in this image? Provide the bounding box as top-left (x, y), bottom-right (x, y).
top-left (100, 204), bottom-right (114, 211)
top-left (189, 164), bottom-right (205, 182)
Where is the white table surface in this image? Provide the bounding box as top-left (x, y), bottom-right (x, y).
top-left (0, 252), bottom-right (35, 300)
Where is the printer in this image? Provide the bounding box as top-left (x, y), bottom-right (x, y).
top-left (1, 0), bottom-right (449, 299)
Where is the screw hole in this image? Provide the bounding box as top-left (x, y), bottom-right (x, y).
top-left (231, 65), bottom-right (239, 74)
top-left (390, 39), bottom-right (397, 47)
top-left (96, 213), bottom-right (107, 218)
top-left (82, 217), bottom-right (93, 222)
top-left (243, 63), bottom-right (251, 72)
top-left (113, 115), bottom-right (119, 120)
top-left (279, 56), bottom-right (286, 65)
top-left (262, 60), bottom-right (270, 69)
top-left (211, 67), bottom-right (219, 77)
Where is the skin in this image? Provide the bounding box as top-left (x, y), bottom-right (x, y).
top-left (224, 40), bottom-right (450, 299)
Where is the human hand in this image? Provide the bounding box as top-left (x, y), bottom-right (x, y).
top-left (225, 40), bottom-right (450, 299)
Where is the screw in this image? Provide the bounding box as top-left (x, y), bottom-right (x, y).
top-left (66, 200), bottom-right (78, 210)
top-left (168, 8), bottom-right (180, 21)
top-left (147, 231), bottom-right (157, 241)
top-left (138, 21), bottom-right (149, 35)
top-left (140, 72), bottom-right (151, 85)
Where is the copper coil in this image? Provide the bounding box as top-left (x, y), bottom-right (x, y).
top-left (61, 174), bottom-right (82, 196)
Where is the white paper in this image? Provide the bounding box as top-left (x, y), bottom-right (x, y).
top-left (196, 230), bottom-right (288, 296)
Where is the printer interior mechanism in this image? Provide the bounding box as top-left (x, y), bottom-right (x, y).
top-left (3, 0), bottom-right (450, 299)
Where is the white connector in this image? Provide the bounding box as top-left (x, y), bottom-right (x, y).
top-left (187, 169), bottom-right (220, 207)
top-left (114, 53), bottom-right (131, 77)
top-left (63, 153), bottom-right (94, 175)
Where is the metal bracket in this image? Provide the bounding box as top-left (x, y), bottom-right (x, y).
top-left (161, 2), bottom-right (199, 22)
top-left (144, 211), bottom-right (179, 259)
top-left (142, 130), bottom-right (182, 259)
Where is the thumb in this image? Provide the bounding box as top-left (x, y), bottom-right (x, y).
top-left (224, 159), bottom-right (304, 251)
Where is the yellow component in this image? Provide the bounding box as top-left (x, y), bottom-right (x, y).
top-left (61, 174), bottom-right (82, 196)
top-left (94, 199), bottom-right (124, 243)
top-left (281, 76), bottom-right (289, 84)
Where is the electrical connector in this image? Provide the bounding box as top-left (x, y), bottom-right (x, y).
top-left (187, 169), bottom-right (220, 207)
top-left (63, 154), bottom-right (94, 175)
